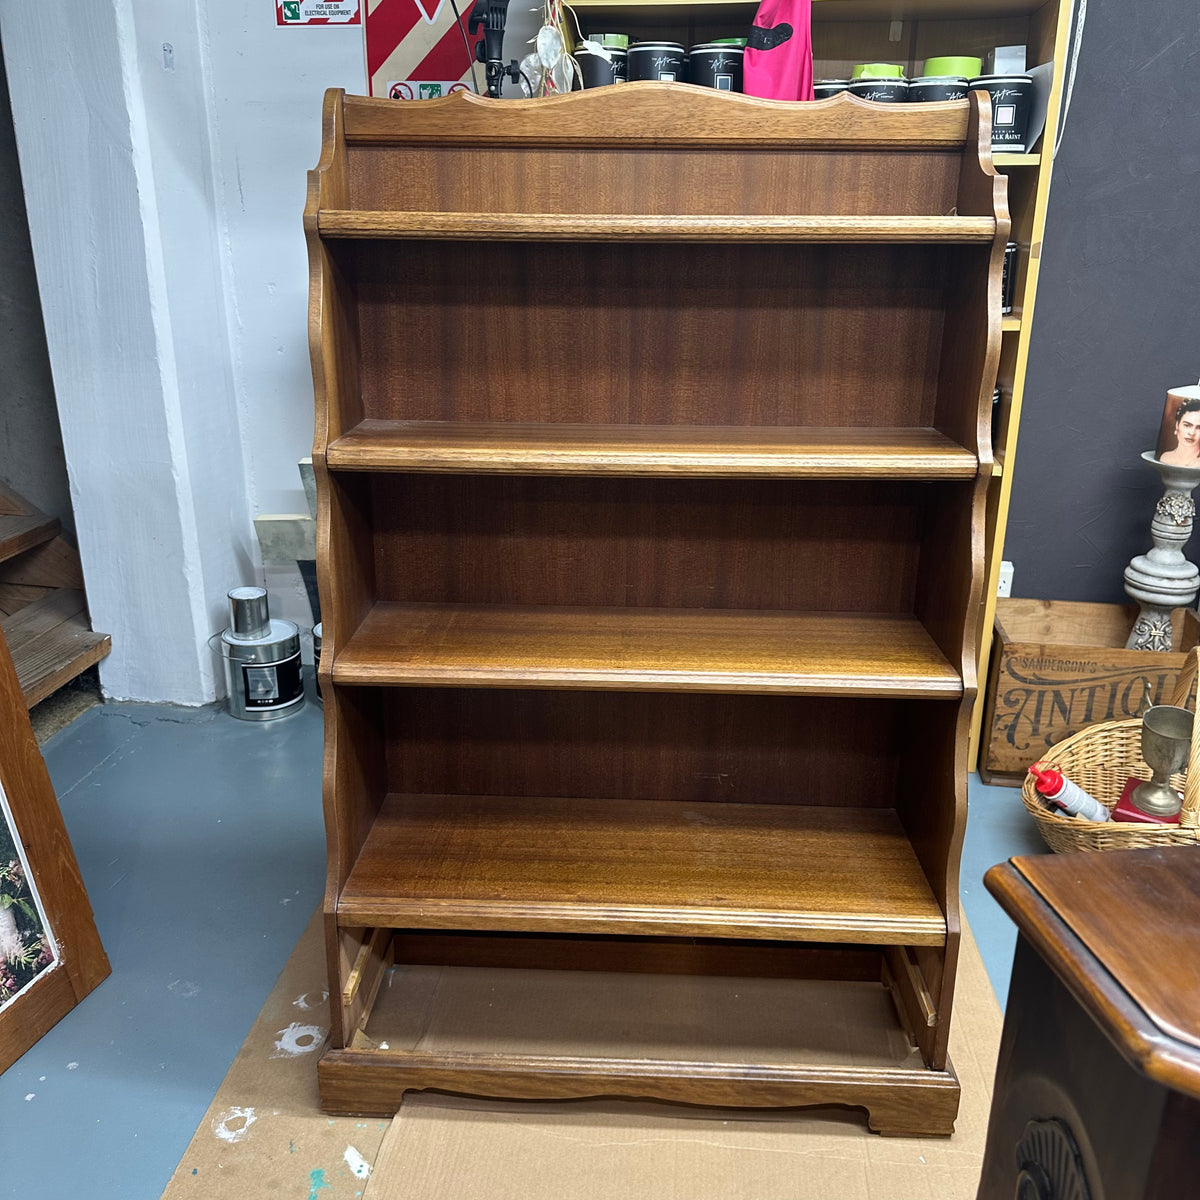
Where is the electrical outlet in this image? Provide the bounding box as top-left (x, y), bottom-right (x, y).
top-left (997, 560), bottom-right (1014, 598)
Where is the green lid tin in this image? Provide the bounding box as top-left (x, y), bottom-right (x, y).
top-left (851, 62), bottom-right (904, 78)
top-left (923, 55), bottom-right (982, 78)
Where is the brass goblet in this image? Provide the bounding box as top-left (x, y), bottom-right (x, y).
top-left (1132, 705), bottom-right (1193, 817)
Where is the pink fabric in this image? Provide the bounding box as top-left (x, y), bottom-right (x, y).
top-left (743, 0), bottom-right (813, 101)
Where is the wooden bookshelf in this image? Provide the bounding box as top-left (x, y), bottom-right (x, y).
top-left (307, 85), bottom-right (1006, 1134)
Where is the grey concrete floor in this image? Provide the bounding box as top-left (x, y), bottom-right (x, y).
top-left (2, 695), bottom-right (1046, 1200)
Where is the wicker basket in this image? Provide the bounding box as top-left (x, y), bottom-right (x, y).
top-left (1020, 647), bottom-right (1200, 852)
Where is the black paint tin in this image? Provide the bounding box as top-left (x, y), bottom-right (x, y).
top-left (628, 42), bottom-right (686, 82)
top-left (813, 79), bottom-right (850, 99)
top-left (908, 75), bottom-right (968, 102)
top-left (848, 78), bottom-right (909, 103)
top-left (1003, 241), bottom-right (1018, 313)
top-left (688, 43), bottom-right (743, 91)
top-left (576, 44), bottom-right (627, 87)
top-left (970, 74), bottom-right (1034, 150)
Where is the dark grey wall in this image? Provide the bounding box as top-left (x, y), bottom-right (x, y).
top-left (0, 47), bottom-right (74, 534)
top-left (1006, 3), bottom-right (1200, 603)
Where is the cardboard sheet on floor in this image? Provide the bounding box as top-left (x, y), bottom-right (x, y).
top-left (161, 910), bottom-right (387, 1200)
top-left (162, 911), bottom-right (1002, 1200)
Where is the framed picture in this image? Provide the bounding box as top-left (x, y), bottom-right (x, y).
top-left (0, 624), bottom-right (108, 1073)
top-left (1156, 386), bottom-right (1200, 466)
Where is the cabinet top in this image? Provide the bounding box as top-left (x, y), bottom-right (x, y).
top-left (987, 848), bottom-right (1200, 1099)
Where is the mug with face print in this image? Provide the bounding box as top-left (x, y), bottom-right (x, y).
top-left (1157, 386), bottom-right (1200, 468)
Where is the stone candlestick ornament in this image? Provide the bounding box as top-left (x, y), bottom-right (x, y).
top-left (1124, 449), bottom-right (1200, 650)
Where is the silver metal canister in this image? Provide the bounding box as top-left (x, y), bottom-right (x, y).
top-left (219, 587), bottom-right (304, 721)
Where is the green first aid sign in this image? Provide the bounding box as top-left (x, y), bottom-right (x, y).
top-left (276, 0), bottom-right (361, 25)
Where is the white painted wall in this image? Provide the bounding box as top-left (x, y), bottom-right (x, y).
top-left (1, 1), bottom-right (369, 698)
top-left (1, 2), bottom-right (252, 702)
top-left (204, 3), bottom-right (367, 638)
top-left (3, 1), bottom-right (543, 699)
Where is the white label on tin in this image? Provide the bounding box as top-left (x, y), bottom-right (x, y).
top-left (245, 666), bottom-right (280, 702)
top-left (994, 103), bottom-right (1016, 126)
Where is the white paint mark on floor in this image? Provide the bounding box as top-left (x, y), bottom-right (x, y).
top-left (344, 1146), bottom-right (371, 1179)
top-left (25, 1093), bottom-right (35, 1101)
top-left (293, 990), bottom-right (329, 1011)
top-left (168, 979), bottom-right (201, 998)
top-left (67, 1062), bottom-right (79, 1070)
top-left (271, 1021), bottom-right (326, 1058)
top-left (212, 1106), bottom-right (257, 1143)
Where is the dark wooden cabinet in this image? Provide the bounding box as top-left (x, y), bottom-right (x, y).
top-left (307, 84), bottom-right (1007, 1135)
top-left (980, 849), bottom-right (1200, 1198)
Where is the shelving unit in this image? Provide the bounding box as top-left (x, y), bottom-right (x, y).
top-left (565, 0), bottom-right (1075, 764)
top-left (307, 84), bottom-right (1006, 1135)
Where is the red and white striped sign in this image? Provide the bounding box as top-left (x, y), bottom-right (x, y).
top-left (365, 0), bottom-right (476, 96)
top-left (276, 0), bottom-right (362, 24)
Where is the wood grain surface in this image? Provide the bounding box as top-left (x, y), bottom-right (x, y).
top-left (1014, 848), bottom-right (1200, 1053)
top-left (318, 1047), bottom-right (961, 1133)
top-left (338, 793), bottom-right (947, 943)
top-left (320, 211), bottom-right (995, 242)
top-left (986, 857), bottom-right (1200, 1102)
top-left (367, 475), bottom-right (935, 614)
top-left (328, 422), bottom-right (978, 478)
top-left (380, 690), bottom-right (923, 809)
top-left (339, 85), bottom-right (971, 149)
top-left (334, 602), bottom-right (963, 696)
top-left (349, 241), bottom-right (952, 429)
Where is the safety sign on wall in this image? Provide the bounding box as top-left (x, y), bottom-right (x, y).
top-left (364, 0), bottom-right (477, 97)
top-left (276, 0), bottom-right (362, 25)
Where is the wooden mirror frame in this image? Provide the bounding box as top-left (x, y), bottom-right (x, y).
top-left (0, 624), bottom-right (109, 1073)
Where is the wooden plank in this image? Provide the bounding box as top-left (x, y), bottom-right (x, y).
top-left (339, 85), bottom-right (972, 149)
top-left (0, 536), bottom-right (85, 588)
top-left (0, 512), bottom-right (59, 564)
top-left (334, 602), bottom-right (963, 697)
top-left (329, 421), bottom-right (978, 478)
top-left (320, 1046), bottom-right (960, 1133)
top-left (0, 584), bottom-right (49, 617)
top-left (0, 480), bottom-right (33, 516)
top-left (338, 793), bottom-right (948, 944)
top-left (0, 590), bottom-right (110, 707)
top-left (320, 211), bottom-right (996, 243)
top-left (342, 927), bottom-right (393, 1007)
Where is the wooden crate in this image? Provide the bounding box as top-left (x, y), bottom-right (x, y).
top-left (980, 599), bottom-right (1200, 786)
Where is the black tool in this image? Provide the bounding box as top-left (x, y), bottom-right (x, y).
top-left (468, 0), bottom-right (521, 98)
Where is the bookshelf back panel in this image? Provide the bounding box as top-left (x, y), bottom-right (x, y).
top-left (349, 242), bottom-right (951, 427)
top-left (379, 688), bottom-right (936, 806)
top-left (347, 146), bottom-right (961, 219)
top-left (369, 475), bottom-right (929, 612)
